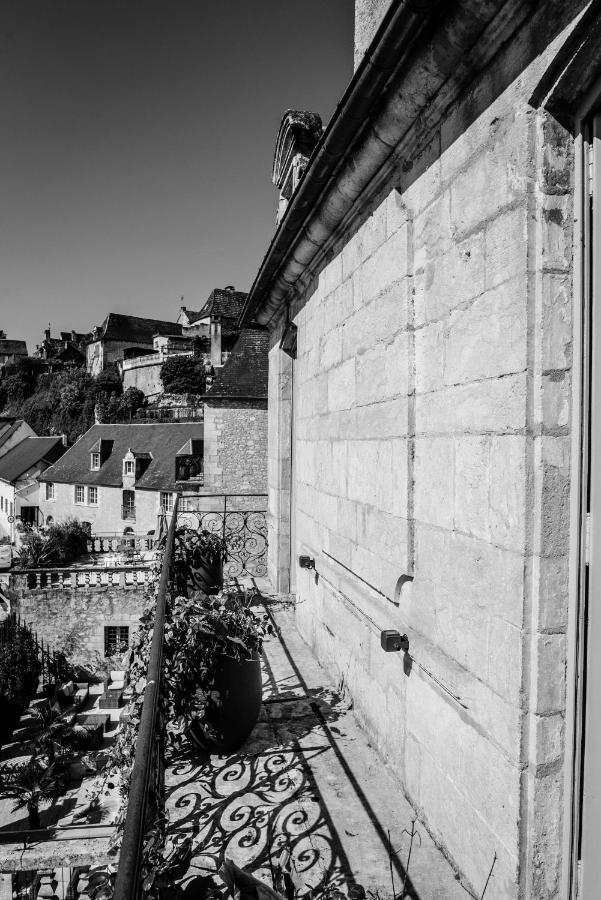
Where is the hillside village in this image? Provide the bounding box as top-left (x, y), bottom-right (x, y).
top-left (0, 286), bottom-right (268, 544)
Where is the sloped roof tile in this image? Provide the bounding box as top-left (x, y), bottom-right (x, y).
top-left (39, 423), bottom-right (203, 492)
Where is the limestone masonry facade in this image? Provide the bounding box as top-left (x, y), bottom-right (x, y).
top-left (242, 2), bottom-right (601, 898)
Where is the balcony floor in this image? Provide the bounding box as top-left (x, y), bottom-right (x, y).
top-left (164, 589), bottom-right (470, 899)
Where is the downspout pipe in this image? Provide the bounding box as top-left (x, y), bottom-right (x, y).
top-left (240, 0), bottom-right (511, 328)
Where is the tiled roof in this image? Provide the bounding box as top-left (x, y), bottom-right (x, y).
top-left (94, 314), bottom-right (182, 344)
top-left (186, 288), bottom-right (248, 324)
top-left (0, 419), bottom-right (33, 452)
top-left (0, 437), bottom-right (65, 484)
top-left (0, 340), bottom-right (28, 357)
top-left (39, 423), bottom-right (204, 492)
top-left (205, 329), bottom-right (268, 400)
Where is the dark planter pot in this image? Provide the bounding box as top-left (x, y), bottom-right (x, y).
top-left (189, 553), bottom-right (223, 595)
top-left (188, 651), bottom-right (262, 754)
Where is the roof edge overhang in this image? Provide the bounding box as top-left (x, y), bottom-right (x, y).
top-left (240, 0), bottom-right (529, 329)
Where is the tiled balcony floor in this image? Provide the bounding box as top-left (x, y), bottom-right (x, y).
top-left (164, 591), bottom-right (470, 899)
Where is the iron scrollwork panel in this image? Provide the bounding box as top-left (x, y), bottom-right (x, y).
top-left (176, 509), bottom-right (267, 578)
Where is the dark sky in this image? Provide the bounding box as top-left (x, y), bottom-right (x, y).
top-left (0, 1), bottom-right (353, 354)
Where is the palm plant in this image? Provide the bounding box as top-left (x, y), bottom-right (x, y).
top-left (29, 705), bottom-right (95, 764)
top-left (0, 758), bottom-right (62, 828)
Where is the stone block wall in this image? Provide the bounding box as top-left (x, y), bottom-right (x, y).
top-left (122, 356), bottom-right (164, 397)
top-left (268, 10), bottom-right (578, 898)
top-left (353, 0), bottom-right (393, 69)
top-left (11, 582), bottom-right (147, 666)
top-left (203, 400), bottom-right (268, 495)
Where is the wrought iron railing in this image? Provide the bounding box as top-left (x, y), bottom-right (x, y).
top-left (0, 613), bottom-right (65, 686)
top-left (112, 496), bottom-right (178, 900)
top-left (111, 492), bottom-right (267, 897)
top-left (177, 492), bottom-right (267, 578)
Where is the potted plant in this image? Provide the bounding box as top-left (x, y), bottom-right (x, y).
top-left (171, 527), bottom-right (226, 596)
top-left (0, 757), bottom-right (65, 828)
top-left (163, 585), bottom-right (273, 753)
top-left (28, 705), bottom-right (97, 766)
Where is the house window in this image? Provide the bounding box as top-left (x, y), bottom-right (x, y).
top-left (91, 452), bottom-right (100, 470)
top-left (9, 503), bottom-right (13, 516)
top-left (0, 498), bottom-right (3, 511)
top-left (75, 485), bottom-right (85, 504)
top-left (104, 625), bottom-right (129, 656)
top-left (46, 483), bottom-right (55, 501)
top-left (160, 492), bottom-right (174, 512)
top-left (88, 487), bottom-right (98, 505)
top-left (124, 460), bottom-right (135, 476)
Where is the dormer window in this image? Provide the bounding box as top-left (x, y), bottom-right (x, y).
top-left (91, 452), bottom-right (100, 471)
top-left (124, 460), bottom-right (135, 476)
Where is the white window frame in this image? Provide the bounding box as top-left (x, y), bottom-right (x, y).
top-left (46, 482), bottom-right (55, 501)
top-left (123, 460), bottom-right (135, 476)
top-left (160, 491), bottom-right (174, 513)
top-left (91, 452), bottom-right (100, 471)
top-left (74, 485), bottom-right (85, 504)
top-left (88, 486), bottom-right (98, 505)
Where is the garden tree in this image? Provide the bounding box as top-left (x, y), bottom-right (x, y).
top-left (28, 706), bottom-right (95, 764)
top-left (95, 386), bottom-right (145, 423)
top-left (0, 758), bottom-right (64, 828)
top-left (160, 355), bottom-right (206, 394)
top-left (0, 357), bottom-right (144, 440)
top-left (0, 625), bottom-right (41, 709)
top-left (0, 356), bottom-right (46, 409)
top-left (93, 365), bottom-right (123, 398)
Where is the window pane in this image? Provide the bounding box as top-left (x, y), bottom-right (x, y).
top-left (104, 625), bottom-right (130, 656)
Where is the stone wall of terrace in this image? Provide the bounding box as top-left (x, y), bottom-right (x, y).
top-left (9, 568), bottom-right (150, 664)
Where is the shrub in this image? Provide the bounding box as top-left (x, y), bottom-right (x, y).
top-left (16, 519), bottom-right (91, 568)
top-left (160, 355), bottom-right (206, 394)
top-left (0, 625), bottom-right (41, 707)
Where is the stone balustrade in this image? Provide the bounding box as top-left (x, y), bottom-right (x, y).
top-left (87, 535), bottom-right (155, 553)
top-left (10, 566), bottom-right (153, 592)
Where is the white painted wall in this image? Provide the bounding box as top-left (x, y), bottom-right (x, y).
top-left (39, 482), bottom-right (174, 534)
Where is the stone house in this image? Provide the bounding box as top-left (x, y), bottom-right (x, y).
top-left (86, 313), bottom-right (182, 376)
top-left (0, 331), bottom-right (27, 366)
top-left (34, 326), bottom-right (89, 367)
top-left (202, 328), bottom-right (268, 495)
top-left (239, 1), bottom-right (601, 897)
top-left (0, 436), bottom-right (66, 539)
top-left (178, 285), bottom-right (247, 369)
top-left (38, 423), bottom-right (203, 534)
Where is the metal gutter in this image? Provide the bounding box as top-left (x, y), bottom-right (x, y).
top-left (240, 0), bottom-right (513, 328)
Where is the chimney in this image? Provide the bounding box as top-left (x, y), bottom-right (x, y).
top-left (44, 327), bottom-right (51, 341)
top-left (61, 433), bottom-right (68, 447)
top-left (71, 330), bottom-right (77, 342)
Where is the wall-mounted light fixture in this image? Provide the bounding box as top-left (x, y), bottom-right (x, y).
top-left (299, 555), bottom-right (315, 570)
top-left (280, 320), bottom-right (297, 359)
top-left (380, 630), bottom-right (409, 653)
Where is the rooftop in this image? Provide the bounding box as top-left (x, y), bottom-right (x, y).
top-left (184, 287), bottom-right (248, 325)
top-left (0, 437), bottom-right (65, 484)
top-left (205, 328), bottom-right (269, 400)
top-left (0, 340), bottom-right (28, 357)
top-left (39, 423), bottom-right (204, 492)
top-left (92, 313), bottom-right (182, 345)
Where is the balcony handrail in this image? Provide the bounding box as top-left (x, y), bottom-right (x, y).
top-left (113, 495), bottom-right (178, 900)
